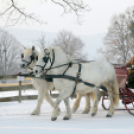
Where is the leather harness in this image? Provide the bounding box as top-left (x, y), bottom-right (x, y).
top-left (35, 49), bottom-right (107, 97)
top-left (21, 49), bottom-right (107, 98)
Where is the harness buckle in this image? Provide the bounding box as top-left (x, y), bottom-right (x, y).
top-left (76, 80), bottom-right (79, 83)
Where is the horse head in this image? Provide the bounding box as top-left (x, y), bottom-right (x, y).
top-left (33, 46), bottom-right (70, 77)
top-left (20, 46), bottom-right (38, 71)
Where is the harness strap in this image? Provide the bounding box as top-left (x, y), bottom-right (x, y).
top-left (63, 63), bottom-right (72, 75)
top-left (71, 64), bottom-right (82, 98)
top-left (45, 63), bottom-right (71, 70)
top-left (19, 72), bottom-right (107, 91)
top-left (23, 55), bottom-right (34, 66)
top-left (44, 49), bottom-right (55, 75)
top-left (22, 59), bottom-right (30, 64)
top-left (28, 67), bottom-right (33, 71)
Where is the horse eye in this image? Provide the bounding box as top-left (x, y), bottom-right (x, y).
top-left (36, 56), bottom-right (38, 60)
top-left (21, 53), bottom-right (24, 59)
top-left (31, 55), bottom-right (34, 60)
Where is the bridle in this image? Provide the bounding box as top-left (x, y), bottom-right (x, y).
top-left (35, 49), bottom-right (73, 75)
top-left (35, 49), bottom-right (55, 74)
top-left (21, 53), bottom-right (38, 70)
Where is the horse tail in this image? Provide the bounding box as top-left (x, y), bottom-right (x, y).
top-left (113, 75), bottom-right (120, 107)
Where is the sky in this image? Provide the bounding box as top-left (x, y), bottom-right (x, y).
top-left (0, 0), bottom-right (134, 35)
top-left (0, 0), bottom-right (134, 59)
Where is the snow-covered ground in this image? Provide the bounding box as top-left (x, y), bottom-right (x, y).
top-left (0, 97), bottom-right (134, 134)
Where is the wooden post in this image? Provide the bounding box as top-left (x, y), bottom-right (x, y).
top-left (18, 81), bottom-right (22, 103)
top-left (17, 73), bottom-right (24, 103)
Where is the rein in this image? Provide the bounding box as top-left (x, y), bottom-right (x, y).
top-left (35, 50), bottom-right (73, 76)
top-left (34, 49), bottom-right (107, 97)
top-left (19, 72), bottom-right (134, 99)
top-left (21, 49), bottom-right (107, 97)
top-left (35, 49), bottom-right (55, 73)
top-left (22, 54), bottom-right (36, 70)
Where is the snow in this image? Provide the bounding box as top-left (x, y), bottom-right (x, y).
top-left (0, 98), bottom-right (134, 134)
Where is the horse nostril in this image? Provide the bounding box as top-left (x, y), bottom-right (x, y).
top-left (35, 70), bottom-right (38, 74)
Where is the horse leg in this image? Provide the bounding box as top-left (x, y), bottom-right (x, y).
top-left (104, 82), bottom-right (114, 117)
top-left (51, 90), bottom-right (71, 121)
top-left (72, 94), bottom-right (83, 113)
top-left (91, 89), bottom-right (100, 116)
top-left (82, 93), bottom-right (90, 114)
top-left (63, 97), bottom-right (71, 120)
top-left (31, 88), bottom-right (44, 115)
top-left (44, 90), bottom-right (61, 115)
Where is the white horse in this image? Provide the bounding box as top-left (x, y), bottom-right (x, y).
top-left (33, 46), bottom-right (119, 121)
top-left (20, 46), bottom-right (59, 115)
top-left (20, 46), bottom-right (94, 115)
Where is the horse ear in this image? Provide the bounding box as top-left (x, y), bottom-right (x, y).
top-left (32, 46), bottom-right (35, 51)
top-left (21, 53), bottom-right (24, 59)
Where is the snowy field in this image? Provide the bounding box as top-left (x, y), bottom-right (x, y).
top-left (0, 98), bottom-right (134, 134)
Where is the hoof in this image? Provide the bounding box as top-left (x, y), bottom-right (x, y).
top-left (31, 111), bottom-right (40, 115)
top-left (51, 117), bottom-right (57, 121)
top-left (63, 117), bottom-right (70, 120)
top-left (31, 113), bottom-right (38, 115)
top-left (106, 115), bottom-right (112, 117)
top-left (91, 113), bottom-right (96, 116)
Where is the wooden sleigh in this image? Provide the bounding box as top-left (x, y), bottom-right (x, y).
top-left (102, 66), bottom-right (134, 116)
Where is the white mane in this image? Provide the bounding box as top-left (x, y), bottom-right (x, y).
top-left (49, 46), bottom-right (64, 52)
top-left (40, 46), bottom-right (71, 63)
top-left (51, 46), bottom-right (71, 63)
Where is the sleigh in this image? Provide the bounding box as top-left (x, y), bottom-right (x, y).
top-left (102, 66), bottom-right (134, 115)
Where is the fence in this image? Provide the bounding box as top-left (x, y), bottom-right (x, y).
top-left (0, 75), bottom-right (59, 103)
top-left (0, 75), bottom-right (38, 103)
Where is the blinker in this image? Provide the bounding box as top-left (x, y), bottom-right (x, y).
top-left (21, 53), bottom-right (24, 59)
top-left (36, 56), bottom-right (38, 60)
top-left (30, 55), bottom-right (35, 60)
top-left (43, 57), bottom-right (49, 63)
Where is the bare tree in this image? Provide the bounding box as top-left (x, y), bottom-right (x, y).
top-left (33, 32), bottom-right (46, 48)
top-left (127, 6), bottom-right (134, 35)
top-left (52, 30), bottom-right (87, 59)
top-left (98, 6), bottom-right (134, 64)
top-left (0, 29), bottom-right (23, 76)
top-left (0, 0), bottom-right (90, 26)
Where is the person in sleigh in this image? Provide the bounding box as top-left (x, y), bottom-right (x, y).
top-left (124, 55), bottom-right (134, 88)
